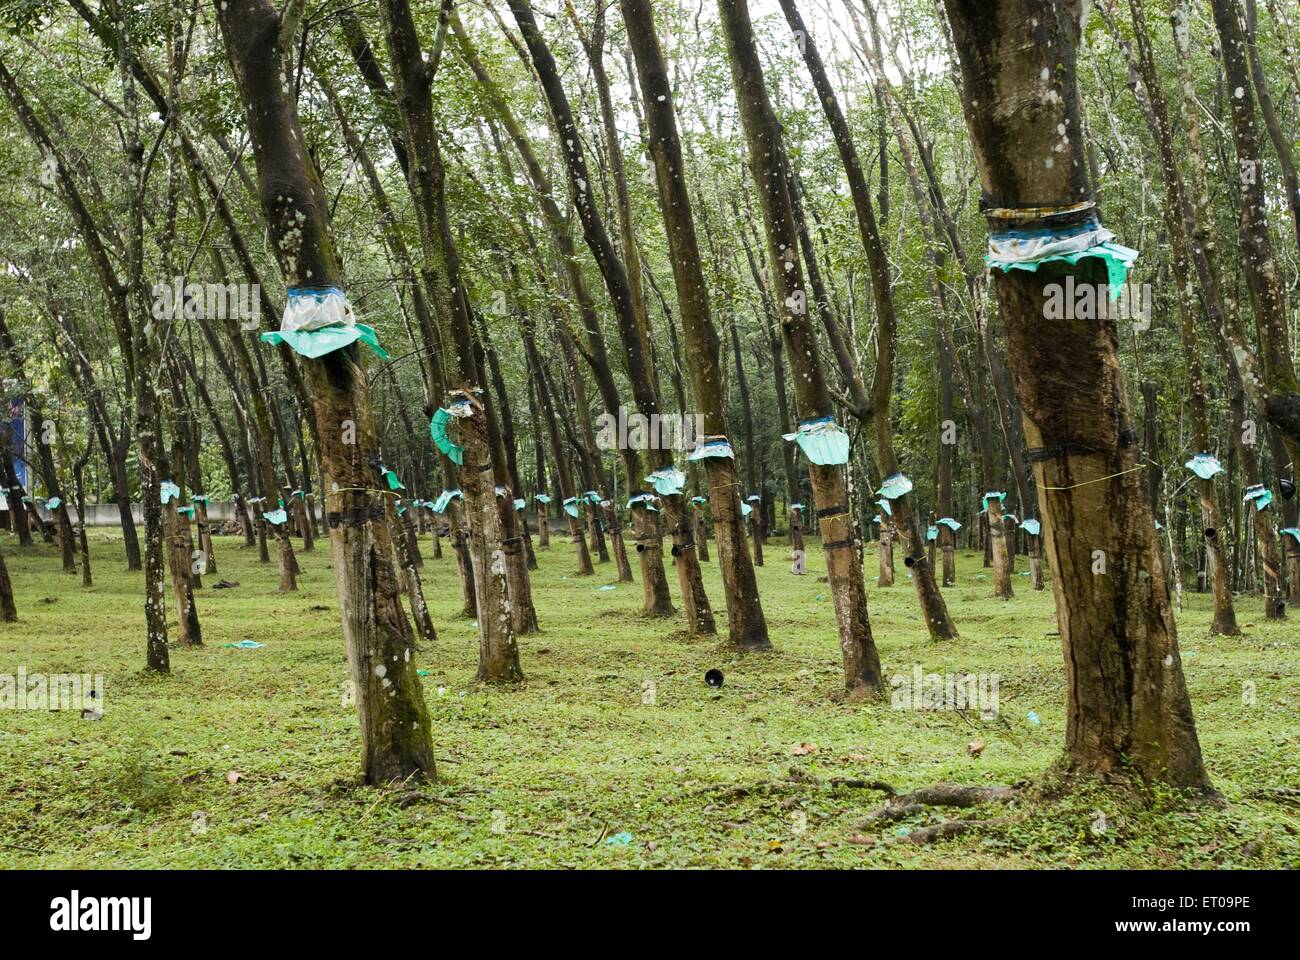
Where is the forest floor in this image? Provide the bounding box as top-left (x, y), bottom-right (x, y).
top-left (1, 527), bottom-right (1297, 869)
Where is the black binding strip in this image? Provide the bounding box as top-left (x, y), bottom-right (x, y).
top-left (1026, 441), bottom-right (1098, 462)
top-left (822, 538), bottom-right (854, 551)
top-left (817, 504), bottom-right (849, 519)
top-left (326, 505), bottom-right (385, 528)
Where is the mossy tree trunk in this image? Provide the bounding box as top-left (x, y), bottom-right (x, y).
top-left (216, 0), bottom-right (435, 782)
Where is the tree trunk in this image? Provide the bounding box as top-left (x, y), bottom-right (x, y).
top-left (1117, 0), bottom-right (1240, 634)
top-left (942, 0), bottom-right (1211, 791)
top-left (624, 0), bottom-right (771, 648)
top-left (218, 0), bottom-right (435, 783)
top-left (509, 0), bottom-right (688, 623)
top-left (779, 0), bottom-right (958, 640)
top-left (0, 546), bottom-right (15, 621)
top-left (987, 494), bottom-right (1014, 599)
top-left (720, 0), bottom-right (882, 690)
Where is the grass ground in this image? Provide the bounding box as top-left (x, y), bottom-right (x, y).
top-left (0, 525), bottom-right (1296, 869)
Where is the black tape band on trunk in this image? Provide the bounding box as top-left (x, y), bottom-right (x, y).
top-left (327, 505), bottom-right (385, 528)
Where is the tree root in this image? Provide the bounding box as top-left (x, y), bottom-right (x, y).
top-left (901, 817), bottom-right (1014, 845)
top-left (858, 782), bottom-right (1021, 843)
top-left (694, 766), bottom-right (897, 802)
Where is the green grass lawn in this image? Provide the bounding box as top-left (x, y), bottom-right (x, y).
top-left (1, 526), bottom-right (1296, 868)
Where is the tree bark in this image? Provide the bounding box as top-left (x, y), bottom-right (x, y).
top-left (943, 0), bottom-right (1211, 791)
top-left (623, 0), bottom-right (770, 648)
top-left (720, 0), bottom-right (882, 689)
top-left (217, 0), bottom-right (435, 782)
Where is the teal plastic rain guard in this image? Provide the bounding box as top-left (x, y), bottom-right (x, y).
top-left (937, 517), bottom-right (962, 531)
top-left (513, 498), bottom-right (526, 511)
top-left (627, 491), bottom-right (660, 513)
top-left (264, 508), bottom-right (288, 525)
top-left (878, 472), bottom-right (913, 500)
top-left (1004, 512), bottom-right (1019, 524)
top-left (1155, 519), bottom-right (1163, 530)
top-left (382, 468), bottom-right (405, 491)
top-left (747, 493), bottom-right (762, 503)
top-left (1019, 518), bottom-right (1042, 536)
top-left (432, 489), bottom-right (462, 514)
top-left (981, 490), bottom-right (1007, 512)
top-left (790, 502), bottom-right (804, 511)
top-left (690, 495), bottom-right (708, 507)
top-left (985, 218), bottom-right (1139, 299)
top-left (872, 514), bottom-right (882, 524)
top-left (494, 485), bottom-right (507, 498)
top-left (46, 496), bottom-right (61, 510)
top-left (783, 416), bottom-right (850, 465)
top-left (645, 466), bottom-right (686, 496)
top-left (687, 436), bottom-right (735, 461)
top-left (563, 496), bottom-right (581, 518)
top-left (260, 286), bottom-right (388, 360)
top-left (177, 505), bottom-right (195, 518)
top-left (1281, 528), bottom-right (1300, 544)
top-left (1243, 484), bottom-right (1273, 511)
top-left (740, 502), bottom-right (753, 517)
top-left (1185, 453), bottom-right (1225, 480)
top-left (429, 408), bottom-right (465, 466)
top-left (191, 493), bottom-right (209, 503)
top-left (396, 504), bottom-right (408, 516)
top-left (584, 491), bottom-right (603, 504)
top-left (927, 525), bottom-right (938, 542)
top-left (291, 490), bottom-right (304, 500)
top-left (160, 481), bottom-right (181, 504)
top-left (876, 498), bottom-right (892, 517)
top-left (535, 493), bottom-right (551, 504)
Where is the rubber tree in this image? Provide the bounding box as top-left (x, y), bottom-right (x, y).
top-left (507, 0), bottom-right (716, 632)
top-left (379, 0), bottom-right (527, 677)
top-left (215, 0), bottom-right (436, 782)
top-left (621, 0), bottom-right (771, 650)
top-left (719, 0), bottom-right (883, 695)
top-left (1108, 0), bottom-right (1239, 634)
top-left (778, 0), bottom-right (959, 641)
top-left (941, 0), bottom-right (1211, 791)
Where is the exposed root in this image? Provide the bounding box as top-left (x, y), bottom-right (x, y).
top-left (858, 782), bottom-right (1021, 840)
top-left (895, 782), bottom-right (1018, 808)
top-left (693, 767), bottom-right (897, 802)
top-left (902, 817), bottom-right (1013, 845)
